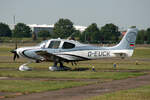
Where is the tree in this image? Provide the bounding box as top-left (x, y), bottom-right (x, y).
top-left (130, 26), bottom-right (136, 28)
top-left (80, 23), bottom-right (101, 43)
top-left (136, 30), bottom-right (146, 44)
top-left (38, 30), bottom-right (51, 40)
top-left (100, 23), bottom-right (121, 43)
top-left (0, 22), bottom-right (12, 37)
top-left (12, 23), bottom-right (32, 38)
top-left (53, 18), bottom-right (75, 38)
top-left (146, 28), bottom-right (150, 44)
top-left (72, 30), bottom-right (80, 37)
top-left (68, 30), bottom-right (81, 40)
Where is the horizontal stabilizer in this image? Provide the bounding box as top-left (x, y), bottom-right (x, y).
top-left (113, 53), bottom-right (127, 59)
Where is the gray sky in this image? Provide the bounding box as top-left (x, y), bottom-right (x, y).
top-left (0, 0), bottom-right (150, 30)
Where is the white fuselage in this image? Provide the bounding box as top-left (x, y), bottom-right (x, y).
top-left (52, 49), bottom-right (133, 61)
top-left (15, 38), bottom-right (134, 62)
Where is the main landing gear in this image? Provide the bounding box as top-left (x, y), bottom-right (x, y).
top-left (18, 61), bottom-right (70, 71)
top-left (49, 62), bottom-right (70, 71)
top-left (49, 62), bottom-right (63, 71)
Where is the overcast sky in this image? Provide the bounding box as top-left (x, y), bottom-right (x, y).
top-left (0, 0), bottom-right (150, 30)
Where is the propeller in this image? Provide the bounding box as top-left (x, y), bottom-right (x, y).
top-left (10, 42), bottom-right (19, 61)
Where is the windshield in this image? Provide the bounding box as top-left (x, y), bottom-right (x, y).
top-left (48, 41), bottom-right (61, 49)
top-left (37, 40), bottom-right (48, 47)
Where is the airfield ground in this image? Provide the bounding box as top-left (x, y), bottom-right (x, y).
top-left (0, 43), bottom-right (150, 100)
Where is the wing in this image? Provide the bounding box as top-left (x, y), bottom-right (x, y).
top-left (36, 50), bottom-right (89, 62)
top-left (36, 50), bottom-right (68, 62)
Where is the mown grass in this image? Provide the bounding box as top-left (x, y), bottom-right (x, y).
top-left (0, 47), bottom-right (13, 56)
top-left (0, 80), bottom-right (90, 93)
top-left (0, 70), bottom-right (145, 79)
top-left (0, 60), bottom-right (150, 71)
top-left (88, 84), bottom-right (150, 100)
top-left (93, 61), bottom-right (150, 70)
top-left (0, 45), bottom-right (150, 98)
top-left (0, 46), bottom-right (150, 79)
top-left (0, 59), bottom-right (150, 70)
top-left (133, 48), bottom-right (150, 58)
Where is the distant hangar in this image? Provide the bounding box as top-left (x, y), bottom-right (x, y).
top-left (28, 24), bottom-right (87, 34)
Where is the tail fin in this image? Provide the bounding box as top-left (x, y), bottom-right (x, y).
top-left (115, 28), bottom-right (138, 50)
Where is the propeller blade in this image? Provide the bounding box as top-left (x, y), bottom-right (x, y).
top-left (10, 50), bottom-right (19, 61)
top-left (13, 53), bottom-right (17, 61)
top-left (11, 42), bottom-right (19, 61)
top-left (16, 53), bottom-right (19, 58)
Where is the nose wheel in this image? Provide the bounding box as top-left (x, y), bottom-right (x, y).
top-left (19, 62), bottom-right (32, 71)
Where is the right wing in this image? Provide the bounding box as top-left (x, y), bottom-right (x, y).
top-left (36, 50), bottom-right (89, 62)
top-left (36, 50), bottom-right (69, 62)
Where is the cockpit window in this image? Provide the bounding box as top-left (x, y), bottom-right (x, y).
top-left (37, 40), bottom-right (48, 48)
top-left (37, 40), bottom-right (48, 46)
top-left (62, 42), bottom-right (75, 49)
top-left (48, 41), bottom-right (61, 49)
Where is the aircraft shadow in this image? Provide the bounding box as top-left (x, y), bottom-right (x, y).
top-left (61, 66), bottom-right (89, 71)
top-left (71, 67), bottom-right (89, 71)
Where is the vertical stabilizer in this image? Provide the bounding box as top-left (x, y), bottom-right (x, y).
top-left (115, 28), bottom-right (138, 50)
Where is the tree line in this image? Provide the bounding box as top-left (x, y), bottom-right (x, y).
top-left (0, 18), bottom-right (150, 44)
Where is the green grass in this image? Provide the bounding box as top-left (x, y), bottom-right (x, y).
top-left (133, 48), bottom-right (150, 58)
top-left (92, 61), bottom-right (150, 70)
top-left (88, 84), bottom-right (150, 100)
top-left (0, 58), bottom-right (150, 70)
top-left (0, 37), bottom-right (43, 43)
top-left (0, 47), bottom-right (13, 56)
top-left (0, 80), bottom-right (90, 93)
top-left (0, 70), bottom-right (145, 79)
top-left (0, 46), bottom-right (149, 79)
top-left (0, 45), bottom-right (150, 98)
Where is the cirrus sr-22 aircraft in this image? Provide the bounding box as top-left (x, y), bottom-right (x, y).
top-left (11, 28), bottom-right (138, 71)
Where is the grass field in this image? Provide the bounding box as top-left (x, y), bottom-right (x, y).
top-left (0, 70), bottom-right (145, 79)
top-left (89, 84), bottom-right (150, 100)
top-left (0, 80), bottom-right (90, 93)
top-left (0, 44), bottom-right (150, 99)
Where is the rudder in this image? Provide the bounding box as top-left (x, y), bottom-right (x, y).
top-left (115, 28), bottom-right (138, 50)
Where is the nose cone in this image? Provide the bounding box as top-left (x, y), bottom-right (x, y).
top-left (15, 48), bottom-right (23, 56)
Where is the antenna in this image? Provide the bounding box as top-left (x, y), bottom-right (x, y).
top-left (13, 15), bottom-right (16, 29)
top-left (13, 15), bottom-right (15, 24)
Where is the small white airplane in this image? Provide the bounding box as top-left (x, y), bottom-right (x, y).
top-left (11, 28), bottom-right (138, 71)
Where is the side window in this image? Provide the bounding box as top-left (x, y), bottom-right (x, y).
top-left (48, 41), bottom-right (60, 49)
top-left (62, 42), bottom-right (75, 49)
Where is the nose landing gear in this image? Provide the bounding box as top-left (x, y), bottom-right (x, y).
top-left (19, 62), bottom-right (32, 71)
